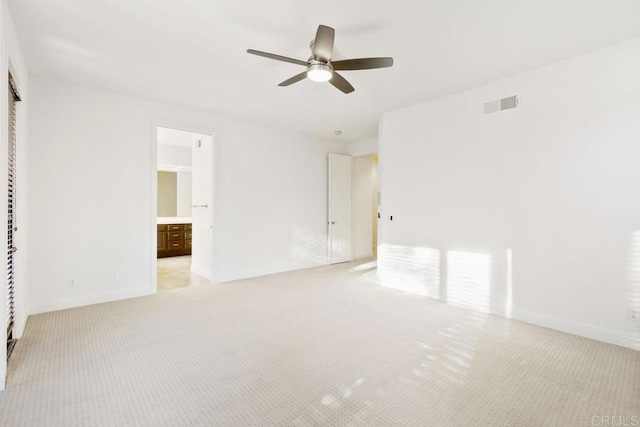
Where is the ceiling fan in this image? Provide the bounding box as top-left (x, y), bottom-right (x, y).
top-left (247, 24), bottom-right (393, 94)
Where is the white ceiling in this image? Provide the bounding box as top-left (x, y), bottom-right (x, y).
top-left (10, 0), bottom-right (640, 143)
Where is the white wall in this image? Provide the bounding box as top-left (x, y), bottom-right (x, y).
top-left (157, 144), bottom-right (191, 169)
top-left (352, 155), bottom-right (373, 259)
top-left (379, 38), bottom-right (640, 350)
top-left (27, 75), bottom-right (347, 314)
top-left (348, 138), bottom-right (378, 157)
top-left (0, 0), bottom-right (29, 388)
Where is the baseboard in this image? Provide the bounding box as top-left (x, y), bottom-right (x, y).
top-left (217, 260), bottom-right (328, 284)
top-left (190, 265), bottom-right (212, 281)
top-left (510, 309), bottom-right (640, 351)
top-left (379, 271), bottom-right (639, 350)
top-left (29, 286), bottom-right (155, 315)
top-left (12, 312), bottom-right (28, 339)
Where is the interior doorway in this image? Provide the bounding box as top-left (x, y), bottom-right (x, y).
top-left (154, 125), bottom-right (214, 291)
top-left (352, 153), bottom-right (378, 260)
top-left (372, 154), bottom-right (379, 255)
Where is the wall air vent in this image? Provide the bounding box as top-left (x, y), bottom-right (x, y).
top-left (483, 95), bottom-right (518, 114)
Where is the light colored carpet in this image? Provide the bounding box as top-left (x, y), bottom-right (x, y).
top-left (1, 260), bottom-right (638, 426)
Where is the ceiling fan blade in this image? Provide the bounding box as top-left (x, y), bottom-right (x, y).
top-left (278, 72), bottom-right (307, 87)
top-left (247, 49), bottom-right (307, 66)
top-left (329, 71), bottom-right (354, 94)
top-left (332, 57), bottom-right (394, 71)
top-left (312, 25), bottom-right (335, 62)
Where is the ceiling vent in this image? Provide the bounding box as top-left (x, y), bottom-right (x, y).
top-left (483, 95), bottom-right (518, 114)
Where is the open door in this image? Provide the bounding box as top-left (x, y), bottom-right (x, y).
top-left (191, 135), bottom-right (213, 280)
top-left (328, 153), bottom-right (352, 264)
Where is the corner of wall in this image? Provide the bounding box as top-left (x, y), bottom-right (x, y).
top-left (347, 138), bottom-right (379, 157)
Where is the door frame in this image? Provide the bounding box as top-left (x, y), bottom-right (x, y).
top-left (150, 119), bottom-right (220, 291)
top-left (348, 149), bottom-right (380, 261)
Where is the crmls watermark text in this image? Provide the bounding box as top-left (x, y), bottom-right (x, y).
top-left (591, 415), bottom-right (640, 426)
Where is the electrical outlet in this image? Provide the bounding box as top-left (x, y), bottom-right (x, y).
top-left (111, 272), bottom-right (119, 282)
top-left (629, 308), bottom-right (640, 322)
top-left (68, 279), bottom-right (75, 288)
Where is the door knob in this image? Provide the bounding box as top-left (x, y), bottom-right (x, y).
top-left (331, 221), bottom-right (336, 225)
top-left (11, 247), bottom-right (17, 253)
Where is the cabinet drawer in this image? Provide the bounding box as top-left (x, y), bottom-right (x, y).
top-left (168, 240), bottom-right (185, 250)
top-left (186, 240), bottom-right (192, 249)
top-left (168, 231), bottom-right (184, 241)
top-left (168, 224), bottom-right (185, 231)
top-left (186, 224), bottom-right (192, 231)
top-left (185, 231), bottom-right (192, 239)
top-left (157, 224), bottom-right (168, 232)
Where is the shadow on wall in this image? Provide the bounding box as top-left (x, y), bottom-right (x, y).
top-left (378, 244), bottom-right (512, 315)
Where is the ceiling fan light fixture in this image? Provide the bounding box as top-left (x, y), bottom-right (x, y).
top-left (247, 24), bottom-right (393, 93)
top-left (307, 63), bottom-right (333, 82)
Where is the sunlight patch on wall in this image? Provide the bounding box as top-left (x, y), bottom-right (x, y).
top-left (446, 250), bottom-right (491, 313)
top-left (378, 244), bottom-right (440, 298)
top-left (289, 226), bottom-right (328, 264)
top-left (506, 248), bottom-right (513, 317)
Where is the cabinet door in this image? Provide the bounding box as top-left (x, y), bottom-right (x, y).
top-left (157, 232), bottom-right (168, 251)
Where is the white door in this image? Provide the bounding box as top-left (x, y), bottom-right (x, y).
top-left (191, 135), bottom-right (213, 280)
top-left (328, 153), bottom-right (352, 264)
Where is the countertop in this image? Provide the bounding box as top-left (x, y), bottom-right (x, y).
top-left (157, 217), bottom-right (192, 224)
